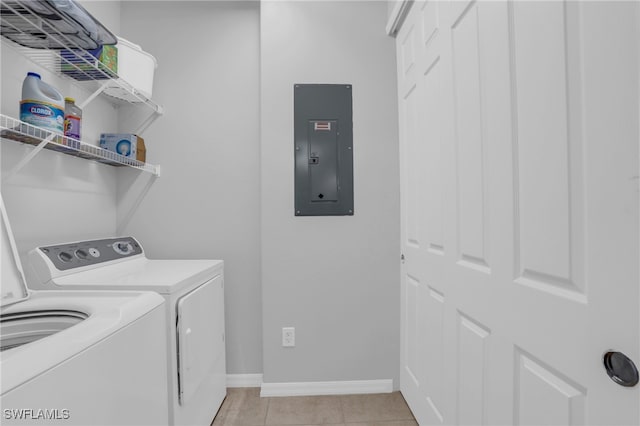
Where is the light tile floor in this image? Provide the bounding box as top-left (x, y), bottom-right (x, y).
top-left (212, 388), bottom-right (418, 426)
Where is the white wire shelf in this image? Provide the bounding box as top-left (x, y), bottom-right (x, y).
top-left (0, 114), bottom-right (159, 176)
top-left (0, 0), bottom-right (163, 114)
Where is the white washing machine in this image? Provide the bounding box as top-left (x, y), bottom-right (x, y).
top-left (0, 201), bottom-right (169, 426)
top-left (26, 236), bottom-right (227, 426)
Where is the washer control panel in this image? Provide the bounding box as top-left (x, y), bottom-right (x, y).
top-left (39, 236), bottom-right (143, 271)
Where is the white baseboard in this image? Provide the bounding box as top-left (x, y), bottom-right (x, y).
top-left (227, 373), bottom-right (263, 388)
top-left (260, 379), bottom-right (393, 397)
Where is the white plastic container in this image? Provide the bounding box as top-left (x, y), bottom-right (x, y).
top-left (20, 72), bottom-right (65, 133)
top-left (104, 37), bottom-right (157, 101)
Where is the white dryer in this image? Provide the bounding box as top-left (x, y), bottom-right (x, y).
top-left (27, 236), bottom-right (226, 426)
top-left (0, 201), bottom-right (169, 426)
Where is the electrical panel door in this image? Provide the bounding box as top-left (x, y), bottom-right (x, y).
top-left (294, 84), bottom-right (353, 216)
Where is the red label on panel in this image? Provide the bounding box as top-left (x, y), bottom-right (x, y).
top-left (314, 122), bottom-right (331, 131)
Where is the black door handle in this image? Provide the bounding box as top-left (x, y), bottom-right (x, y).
top-left (603, 351), bottom-right (639, 387)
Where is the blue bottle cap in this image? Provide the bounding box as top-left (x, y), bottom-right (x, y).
top-left (27, 72), bottom-right (41, 79)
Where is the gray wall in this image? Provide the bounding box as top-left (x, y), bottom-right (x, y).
top-left (118, 1), bottom-right (263, 375)
top-left (260, 1), bottom-right (400, 385)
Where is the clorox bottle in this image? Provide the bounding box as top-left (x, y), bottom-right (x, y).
top-left (20, 72), bottom-right (65, 133)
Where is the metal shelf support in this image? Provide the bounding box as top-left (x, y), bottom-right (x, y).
top-left (116, 170), bottom-right (160, 235)
top-left (134, 108), bottom-right (163, 136)
top-left (78, 81), bottom-right (110, 110)
top-left (2, 133), bottom-right (53, 183)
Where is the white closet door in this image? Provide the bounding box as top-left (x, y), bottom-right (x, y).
top-left (396, 1), bottom-right (639, 424)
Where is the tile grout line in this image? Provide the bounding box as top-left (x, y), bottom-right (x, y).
top-left (263, 394), bottom-right (270, 426)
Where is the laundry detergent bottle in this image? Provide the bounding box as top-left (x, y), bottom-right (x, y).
top-left (64, 97), bottom-right (82, 141)
top-left (20, 72), bottom-right (65, 133)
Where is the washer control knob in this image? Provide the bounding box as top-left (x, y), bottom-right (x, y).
top-left (88, 248), bottom-right (100, 258)
top-left (58, 251), bottom-right (73, 263)
top-left (113, 241), bottom-right (133, 256)
top-left (75, 249), bottom-right (88, 260)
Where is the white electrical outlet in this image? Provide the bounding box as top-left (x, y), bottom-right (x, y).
top-left (282, 327), bottom-right (295, 347)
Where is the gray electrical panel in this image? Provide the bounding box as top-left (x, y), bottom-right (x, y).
top-left (294, 84), bottom-right (353, 216)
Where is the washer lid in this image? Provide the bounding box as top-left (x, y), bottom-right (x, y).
top-left (1, 196), bottom-right (29, 307)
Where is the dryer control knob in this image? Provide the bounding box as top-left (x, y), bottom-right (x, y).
top-left (58, 251), bottom-right (73, 263)
top-left (113, 241), bottom-right (133, 255)
top-left (75, 249), bottom-right (88, 260)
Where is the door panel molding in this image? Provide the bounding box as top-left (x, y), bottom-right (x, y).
top-left (396, 1), bottom-right (638, 424)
